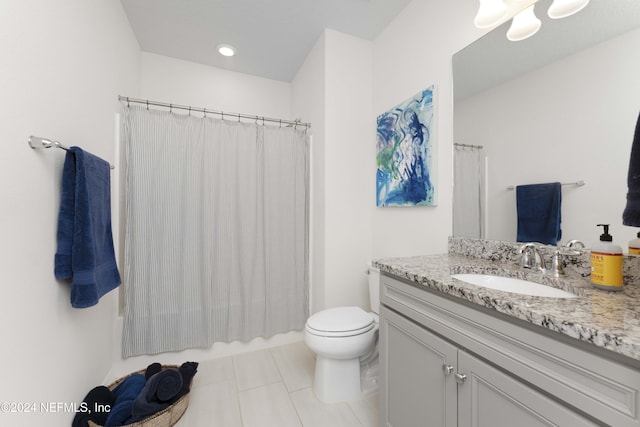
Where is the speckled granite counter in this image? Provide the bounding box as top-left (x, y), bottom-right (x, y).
top-left (373, 238), bottom-right (640, 363)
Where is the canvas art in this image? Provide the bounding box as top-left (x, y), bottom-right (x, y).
top-left (376, 86), bottom-right (436, 207)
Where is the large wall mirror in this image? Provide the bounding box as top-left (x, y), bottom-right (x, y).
top-left (453, 0), bottom-right (640, 248)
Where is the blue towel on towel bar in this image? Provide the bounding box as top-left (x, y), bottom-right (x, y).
top-left (54, 147), bottom-right (121, 308)
top-left (516, 182), bottom-right (562, 245)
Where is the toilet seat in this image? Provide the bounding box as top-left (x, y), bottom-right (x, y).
top-left (305, 306), bottom-right (375, 337)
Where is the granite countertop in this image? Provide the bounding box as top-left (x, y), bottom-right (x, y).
top-left (373, 251), bottom-right (640, 362)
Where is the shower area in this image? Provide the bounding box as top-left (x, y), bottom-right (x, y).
top-left (120, 98), bottom-right (311, 358)
top-left (453, 143), bottom-right (486, 239)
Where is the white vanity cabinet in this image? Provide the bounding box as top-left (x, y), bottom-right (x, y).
top-left (381, 306), bottom-right (457, 426)
top-left (380, 273), bottom-right (640, 427)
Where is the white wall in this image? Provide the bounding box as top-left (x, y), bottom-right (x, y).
top-left (291, 30), bottom-right (374, 312)
top-left (324, 30), bottom-right (375, 309)
top-left (0, 1), bottom-right (139, 425)
top-left (292, 33), bottom-right (327, 312)
top-left (371, 0), bottom-right (482, 258)
top-left (456, 28), bottom-right (640, 245)
top-left (140, 52), bottom-right (292, 119)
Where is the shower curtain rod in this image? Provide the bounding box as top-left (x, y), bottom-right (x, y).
top-left (119, 96), bottom-right (311, 129)
top-left (454, 142), bottom-right (483, 149)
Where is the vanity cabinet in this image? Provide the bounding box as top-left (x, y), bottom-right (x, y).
top-left (381, 307), bottom-right (596, 427)
top-left (381, 306), bottom-right (457, 426)
top-left (380, 273), bottom-right (640, 427)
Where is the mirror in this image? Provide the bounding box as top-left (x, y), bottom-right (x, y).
top-left (453, 0), bottom-right (640, 247)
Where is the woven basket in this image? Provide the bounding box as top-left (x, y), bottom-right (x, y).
top-left (88, 365), bottom-right (191, 427)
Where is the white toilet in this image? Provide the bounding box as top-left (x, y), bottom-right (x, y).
top-left (304, 266), bottom-right (380, 403)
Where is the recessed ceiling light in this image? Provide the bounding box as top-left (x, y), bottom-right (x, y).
top-left (217, 44), bottom-right (235, 57)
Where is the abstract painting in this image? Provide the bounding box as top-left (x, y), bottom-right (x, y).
top-left (376, 86), bottom-right (436, 207)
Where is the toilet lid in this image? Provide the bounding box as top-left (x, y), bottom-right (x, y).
top-left (306, 306), bottom-right (374, 336)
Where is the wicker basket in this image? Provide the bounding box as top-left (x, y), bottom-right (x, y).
top-left (88, 365), bottom-right (191, 427)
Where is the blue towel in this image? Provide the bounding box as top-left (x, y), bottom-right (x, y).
top-left (105, 374), bottom-right (146, 427)
top-left (516, 182), bottom-right (562, 245)
top-left (131, 369), bottom-right (183, 422)
top-left (623, 112), bottom-right (640, 226)
top-left (54, 147), bottom-right (121, 308)
top-left (72, 386), bottom-right (114, 427)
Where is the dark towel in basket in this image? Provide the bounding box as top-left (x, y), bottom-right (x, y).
top-left (104, 373), bottom-right (146, 427)
top-left (131, 369), bottom-right (183, 422)
top-left (72, 386), bottom-right (114, 427)
top-left (169, 361), bottom-right (199, 403)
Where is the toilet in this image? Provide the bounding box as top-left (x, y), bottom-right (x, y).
top-left (304, 266), bottom-right (380, 403)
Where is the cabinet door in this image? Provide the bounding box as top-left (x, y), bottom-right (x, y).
top-left (457, 350), bottom-right (599, 427)
top-left (380, 307), bottom-right (457, 427)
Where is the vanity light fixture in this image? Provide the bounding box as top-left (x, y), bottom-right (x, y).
top-left (547, 0), bottom-right (590, 19)
top-left (217, 44), bottom-right (236, 57)
top-left (474, 0), bottom-right (508, 28)
top-left (474, 0), bottom-right (589, 42)
top-left (507, 5), bottom-right (541, 41)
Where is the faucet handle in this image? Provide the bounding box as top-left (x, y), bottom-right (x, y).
top-left (565, 239), bottom-right (585, 249)
top-left (548, 250), bottom-right (565, 277)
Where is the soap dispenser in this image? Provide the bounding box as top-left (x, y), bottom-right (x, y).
top-left (629, 231), bottom-right (640, 255)
top-left (590, 224), bottom-right (623, 291)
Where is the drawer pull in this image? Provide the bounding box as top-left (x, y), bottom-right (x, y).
top-left (442, 364), bottom-right (454, 376)
top-left (455, 373), bottom-right (467, 384)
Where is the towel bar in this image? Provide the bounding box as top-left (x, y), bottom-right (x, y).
top-left (28, 136), bottom-right (114, 169)
top-left (507, 180), bottom-right (584, 190)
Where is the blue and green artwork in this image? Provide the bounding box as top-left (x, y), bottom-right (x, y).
top-left (376, 86), bottom-right (435, 207)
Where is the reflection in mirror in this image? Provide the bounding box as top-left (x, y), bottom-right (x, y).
top-left (453, 0), bottom-right (640, 247)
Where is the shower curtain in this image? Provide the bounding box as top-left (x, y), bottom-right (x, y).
top-left (121, 106), bottom-right (309, 357)
top-left (453, 144), bottom-right (484, 239)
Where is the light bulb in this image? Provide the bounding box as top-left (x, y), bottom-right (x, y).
top-left (548, 0), bottom-right (590, 19)
top-left (507, 5), bottom-right (541, 41)
top-left (474, 0), bottom-right (508, 28)
top-left (217, 44), bottom-right (236, 57)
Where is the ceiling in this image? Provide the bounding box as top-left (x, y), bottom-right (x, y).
top-left (120, 0), bottom-right (411, 82)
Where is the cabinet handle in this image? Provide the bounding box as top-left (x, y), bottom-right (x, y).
top-left (442, 364), bottom-right (454, 376)
top-left (455, 373), bottom-right (467, 384)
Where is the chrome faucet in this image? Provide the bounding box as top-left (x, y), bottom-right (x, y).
top-left (518, 243), bottom-right (565, 276)
top-left (518, 243), bottom-right (545, 272)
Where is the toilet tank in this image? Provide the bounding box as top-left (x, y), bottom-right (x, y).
top-left (368, 264), bottom-right (380, 314)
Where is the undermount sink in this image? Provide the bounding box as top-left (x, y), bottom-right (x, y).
top-left (451, 274), bottom-right (578, 299)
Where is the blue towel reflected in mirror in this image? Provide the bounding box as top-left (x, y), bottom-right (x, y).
top-left (516, 182), bottom-right (562, 245)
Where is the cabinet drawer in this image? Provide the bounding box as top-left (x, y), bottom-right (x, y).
top-left (381, 273), bottom-right (640, 427)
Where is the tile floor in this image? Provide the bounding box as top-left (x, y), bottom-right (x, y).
top-left (175, 341), bottom-right (379, 426)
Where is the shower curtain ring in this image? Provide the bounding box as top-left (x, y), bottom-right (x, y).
top-left (169, 104), bottom-right (173, 113)
top-left (188, 106), bottom-right (191, 116)
top-left (146, 100), bottom-right (149, 110)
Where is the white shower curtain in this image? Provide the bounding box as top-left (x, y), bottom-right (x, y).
top-left (453, 145), bottom-right (484, 239)
top-left (121, 106), bottom-right (309, 357)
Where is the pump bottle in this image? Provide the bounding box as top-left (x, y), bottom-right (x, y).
top-left (590, 224), bottom-right (623, 291)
